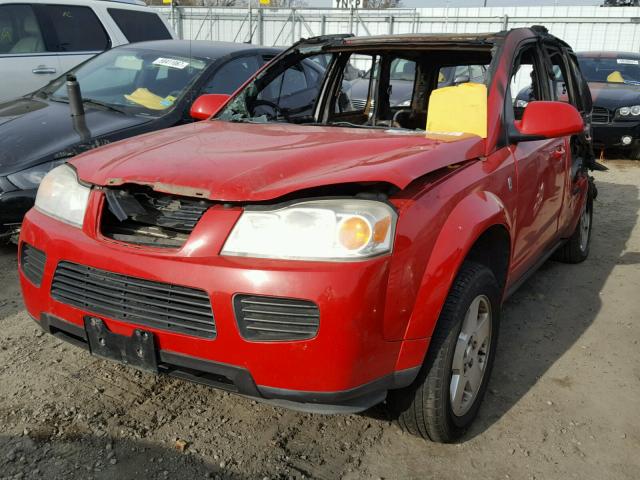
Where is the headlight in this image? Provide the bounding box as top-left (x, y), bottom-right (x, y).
top-left (34, 164), bottom-right (90, 228)
top-left (7, 160), bottom-right (66, 190)
top-left (617, 105), bottom-right (640, 119)
top-left (222, 199), bottom-right (397, 261)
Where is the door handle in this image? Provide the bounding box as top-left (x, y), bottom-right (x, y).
top-left (32, 66), bottom-right (56, 75)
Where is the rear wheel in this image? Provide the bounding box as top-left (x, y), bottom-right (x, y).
top-left (387, 262), bottom-right (501, 442)
top-left (554, 185), bottom-right (593, 264)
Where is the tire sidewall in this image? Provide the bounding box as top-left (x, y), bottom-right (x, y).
top-left (442, 269), bottom-right (502, 433)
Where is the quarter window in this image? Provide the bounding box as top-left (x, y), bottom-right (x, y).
top-left (0, 5), bottom-right (45, 54)
top-left (108, 9), bottom-right (171, 43)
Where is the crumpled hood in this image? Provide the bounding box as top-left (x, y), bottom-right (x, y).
top-left (0, 97), bottom-right (151, 176)
top-left (72, 120), bottom-right (485, 202)
top-left (589, 81), bottom-right (640, 109)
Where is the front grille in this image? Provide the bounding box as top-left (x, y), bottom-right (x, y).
top-left (351, 98), bottom-right (370, 110)
top-left (592, 107), bottom-right (610, 124)
top-left (51, 262), bottom-right (216, 339)
top-left (101, 187), bottom-right (213, 248)
top-left (20, 243), bottom-right (46, 286)
top-left (234, 294), bottom-right (319, 341)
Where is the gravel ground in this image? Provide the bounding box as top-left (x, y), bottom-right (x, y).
top-left (0, 160), bottom-right (638, 480)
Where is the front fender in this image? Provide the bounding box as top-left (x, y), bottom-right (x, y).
top-left (401, 191), bottom-right (512, 342)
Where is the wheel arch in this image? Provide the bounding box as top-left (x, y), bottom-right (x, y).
top-left (394, 190), bottom-right (513, 372)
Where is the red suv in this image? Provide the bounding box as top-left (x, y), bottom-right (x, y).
top-left (19, 27), bottom-right (597, 442)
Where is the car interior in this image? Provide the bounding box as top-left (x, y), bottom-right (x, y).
top-left (237, 48), bottom-right (493, 132)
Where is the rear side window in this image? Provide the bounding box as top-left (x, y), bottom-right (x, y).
top-left (0, 4), bottom-right (46, 54)
top-left (202, 56), bottom-right (261, 95)
top-left (37, 5), bottom-right (109, 52)
top-left (108, 9), bottom-right (171, 43)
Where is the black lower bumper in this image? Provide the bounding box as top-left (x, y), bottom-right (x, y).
top-left (0, 188), bottom-right (37, 237)
top-left (592, 121), bottom-right (640, 149)
top-left (34, 313), bottom-right (418, 414)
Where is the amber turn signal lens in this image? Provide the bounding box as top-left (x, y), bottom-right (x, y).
top-left (338, 216), bottom-right (372, 251)
top-left (373, 216), bottom-right (391, 243)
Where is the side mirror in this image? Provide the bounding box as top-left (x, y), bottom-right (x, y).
top-left (513, 101), bottom-right (584, 141)
top-left (190, 94), bottom-right (230, 121)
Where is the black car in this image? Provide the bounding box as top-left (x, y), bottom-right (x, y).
top-left (577, 51), bottom-right (640, 158)
top-left (0, 40), bottom-right (281, 241)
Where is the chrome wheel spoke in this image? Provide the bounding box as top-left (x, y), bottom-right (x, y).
top-left (450, 294), bottom-right (492, 417)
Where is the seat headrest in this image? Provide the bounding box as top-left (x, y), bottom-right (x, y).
top-left (24, 15), bottom-right (40, 36)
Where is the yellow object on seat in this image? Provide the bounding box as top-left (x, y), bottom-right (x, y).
top-left (426, 83), bottom-right (487, 138)
top-left (607, 71), bottom-right (625, 83)
top-left (124, 88), bottom-right (175, 110)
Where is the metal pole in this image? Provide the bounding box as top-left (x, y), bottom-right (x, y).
top-left (389, 15), bottom-right (394, 35)
top-left (349, 7), bottom-right (354, 34)
top-left (249, 4), bottom-right (253, 43)
top-left (502, 14), bottom-right (509, 31)
top-left (291, 8), bottom-right (296, 43)
top-left (258, 7), bottom-right (264, 46)
top-left (321, 14), bottom-right (326, 35)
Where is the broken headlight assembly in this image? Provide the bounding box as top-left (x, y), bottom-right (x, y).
top-left (222, 199), bottom-right (397, 261)
top-left (34, 164), bottom-right (90, 228)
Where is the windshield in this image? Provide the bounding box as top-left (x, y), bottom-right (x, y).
top-left (40, 47), bottom-right (210, 116)
top-left (217, 47), bottom-right (492, 131)
top-left (578, 56), bottom-right (640, 84)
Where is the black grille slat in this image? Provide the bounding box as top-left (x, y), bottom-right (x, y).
top-left (21, 244), bottom-right (46, 287)
top-left (234, 295), bottom-right (319, 341)
top-left (52, 262), bottom-right (216, 339)
top-left (592, 107), bottom-right (610, 124)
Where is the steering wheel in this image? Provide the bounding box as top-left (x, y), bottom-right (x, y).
top-left (252, 99), bottom-right (288, 120)
top-left (392, 109), bottom-right (412, 128)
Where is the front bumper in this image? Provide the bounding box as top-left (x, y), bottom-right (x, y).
top-left (19, 208), bottom-right (421, 412)
top-left (592, 120), bottom-right (640, 149)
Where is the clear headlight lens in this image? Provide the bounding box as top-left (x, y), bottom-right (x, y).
top-left (617, 105), bottom-right (640, 118)
top-left (7, 159), bottom-right (66, 190)
top-left (222, 199), bottom-right (397, 261)
top-left (34, 164), bottom-right (90, 228)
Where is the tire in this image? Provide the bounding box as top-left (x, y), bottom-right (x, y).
top-left (387, 262), bottom-right (501, 443)
top-left (554, 184), bottom-right (593, 264)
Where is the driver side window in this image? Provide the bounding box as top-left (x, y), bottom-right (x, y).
top-left (508, 45), bottom-right (546, 121)
top-left (254, 57), bottom-right (325, 119)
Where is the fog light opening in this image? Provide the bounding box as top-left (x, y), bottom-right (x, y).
top-left (622, 135), bottom-right (633, 146)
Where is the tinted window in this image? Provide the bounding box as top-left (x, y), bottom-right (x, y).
top-left (38, 5), bottom-right (109, 52)
top-left (0, 4), bottom-right (45, 54)
top-left (108, 9), bottom-right (171, 43)
top-left (202, 56), bottom-right (260, 95)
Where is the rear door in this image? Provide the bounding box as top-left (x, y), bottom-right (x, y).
top-left (0, 3), bottom-right (60, 102)
top-left (35, 4), bottom-right (111, 76)
top-left (106, 8), bottom-right (172, 44)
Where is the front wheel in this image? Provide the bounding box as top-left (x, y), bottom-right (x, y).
top-left (387, 262), bottom-right (501, 442)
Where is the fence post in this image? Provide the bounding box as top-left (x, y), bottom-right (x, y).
top-left (321, 14), bottom-right (326, 35)
top-left (248, 5), bottom-right (253, 44)
top-left (503, 14), bottom-right (509, 30)
top-left (291, 8), bottom-right (296, 43)
top-left (349, 8), bottom-right (354, 34)
top-left (388, 15), bottom-right (394, 34)
top-left (258, 8), bottom-right (264, 46)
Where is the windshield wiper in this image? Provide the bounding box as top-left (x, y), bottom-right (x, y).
top-left (83, 98), bottom-right (126, 115)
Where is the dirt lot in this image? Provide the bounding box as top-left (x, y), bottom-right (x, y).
top-left (0, 161), bottom-right (638, 480)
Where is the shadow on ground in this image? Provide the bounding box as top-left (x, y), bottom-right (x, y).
top-left (0, 433), bottom-right (250, 480)
top-left (461, 179), bottom-right (640, 439)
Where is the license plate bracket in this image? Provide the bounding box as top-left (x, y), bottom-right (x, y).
top-left (84, 317), bottom-right (158, 373)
